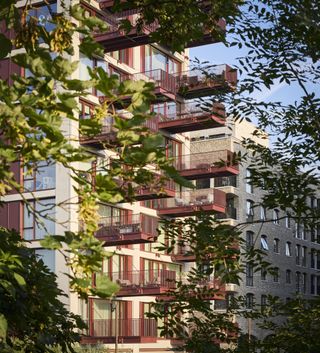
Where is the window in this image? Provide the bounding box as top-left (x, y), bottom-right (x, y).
top-left (142, 45), bottom-right (181, 74)
top-left (28, 3), bottom-right (57, 32)
top-left (285, 242), bottom-right (292, 256)
top-left (79, 54), bottom-right (107, 95)
top-left (295, 271), bottom-right (301, 292)
top-left (302, 246), bottom-right (307, 267)
top-left (245, 293), bottom-right (254, 309)
top-left (196, 178), bottom-right (211, 189)
top-left (285, 213), bottom-right (291, 228)
top-left (273, 238), bottom-right (280, 253)
top-left (110, 48), bottom-right (133, 67)
top-left (260, 235), bottom-right (269, 251)
top-left (311, 249), bottom-right (316, 269)
top-left (246, 231), bottom-right (254, 250)
top-left (273, 209), bottom-right (280, 225)
top-left (273, 267), bottom-right (279, 283)
top-left (260, 206), bottom-right (267, 221)
top-left (261, 295), bottom-right (267, 309)
top-left (311, 274), bottom-right (316, 295)
top-left (23, 198), bottom-right (55, 240)
top-left (295, 244), bottom-right (301, 265)
top-left (261, 267), bottom-right (267, 281)
top-left (302, 273), bottom-right (307, 293)
top-left (285, 269), bottom-right (291, 284)
top-left (246, 200), bottom-right (254, 221)
top-left (23, 161), bottom-right (55, 191)
top-left (246, 262), bottom-right (254, 286)
top-left (35, 249), bottom-right (55, 273)
top-left (245, 169), bottom-right (253, 193)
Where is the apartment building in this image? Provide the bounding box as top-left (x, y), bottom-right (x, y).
top-left (0, 0), bottom-right (241, 352)
top-left (190, 118), bottom-right (320, 338)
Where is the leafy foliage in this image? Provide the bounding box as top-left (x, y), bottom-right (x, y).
top-left (0, 227), bottom-right (84, 353)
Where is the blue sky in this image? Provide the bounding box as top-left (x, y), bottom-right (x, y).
top-left (190, 43), bottom-right (320, 105)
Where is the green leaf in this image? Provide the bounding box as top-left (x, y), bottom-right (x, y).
top-left (0, 314), bottom-right (7, 339)
top-left (13, 272), bottom-right (26, 287)
top-left (94, 274), bottom-right (120, 298)
top-left (40, 235), bottom-right (63, 250)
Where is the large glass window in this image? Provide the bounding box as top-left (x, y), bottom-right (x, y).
top-left (35, 249), bottom-right (55, 273)
top-left (23, 161), bottom-right (55, 191)
top-left (143, 45), bottom-right (181, 73)
top-left (23, 198), bottom-right (55, 240)
top-left (28, 3), bottom-right (57, 32)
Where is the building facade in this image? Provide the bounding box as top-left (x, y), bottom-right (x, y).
top-left (0, 1), bottom-right (239, 352)
top-left (190, 118), bottom-right (320, 338)
top-left (2, 0), bottom-right (319, 351)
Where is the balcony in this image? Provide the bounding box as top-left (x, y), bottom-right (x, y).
top-left (157, 102), bottom-right (226, 134)
top-left (173, 150), bottom-right (239, 180)
top-left (98, 2), bottom-right (226, 47)
top-left (82, 318), bottom-right (157, 344)
top-left (94, 13), bottom-right (159, 51)
top-left (95, 214), bottom-right (158, 245)
top-left (79, 120), bottom-right (118, 148)
top-left (98, 69), bottom-right (176, 102)
top-left (156, 188), bottom-right (226, 217)
top-left (175, 65), bottom-right (237, 99)
top-left (171, 247), bottom-right (196, 262)
top-left (135, 178), bottom-right (176, 201)
top-left (108, 269), bottom-right (176, 296)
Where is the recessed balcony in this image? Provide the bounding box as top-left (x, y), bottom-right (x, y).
top-left (157, 102), bottom-right (226, 134)
top-left (107, 269), bottom-right (176, 296)
top-left (156, 188), bottom-right (226, 217)
top-left (175, 65), bottom-right (237, 99)
top-left (173, 150), bottom-right (239, 180)
top-left (82, 318), bottom-right (157, 344)
top-left (95, 214), bottom-right (158, 245)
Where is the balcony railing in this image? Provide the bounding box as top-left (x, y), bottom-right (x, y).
top-left (176, 65), bottom-right (237, 87)
top-left (107, 269), bottom-right (177, 295)
top-left (214, 175), bottom-right (238, 188)
top-left (172, 150), bottom-right (239, 179)
top-left (84, 318), bottom-right (157, 339)
top-left (136, 178), bottom-right (176, 200)
top-left (174, 65), bottom-right (237, 98)
top-left (156, 188), bottom-right (226, 217)
top-left (96, 214), bottom-right (158, 244)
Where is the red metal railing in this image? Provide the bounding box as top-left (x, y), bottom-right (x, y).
top-left (97, 214), bottom-right (158, 237)
top-left (173, 150), bottom-right (236, 171)
top-left (137, 178), bottom-right (176, 195)
top-left (107, 269), bottom-right (177, 288)
top-left (175, 64), bottom-right (237, 88)
top-left (156, 188), bottom-right (226, 209)
top-left (86, 318), bottom-right (157, 337)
